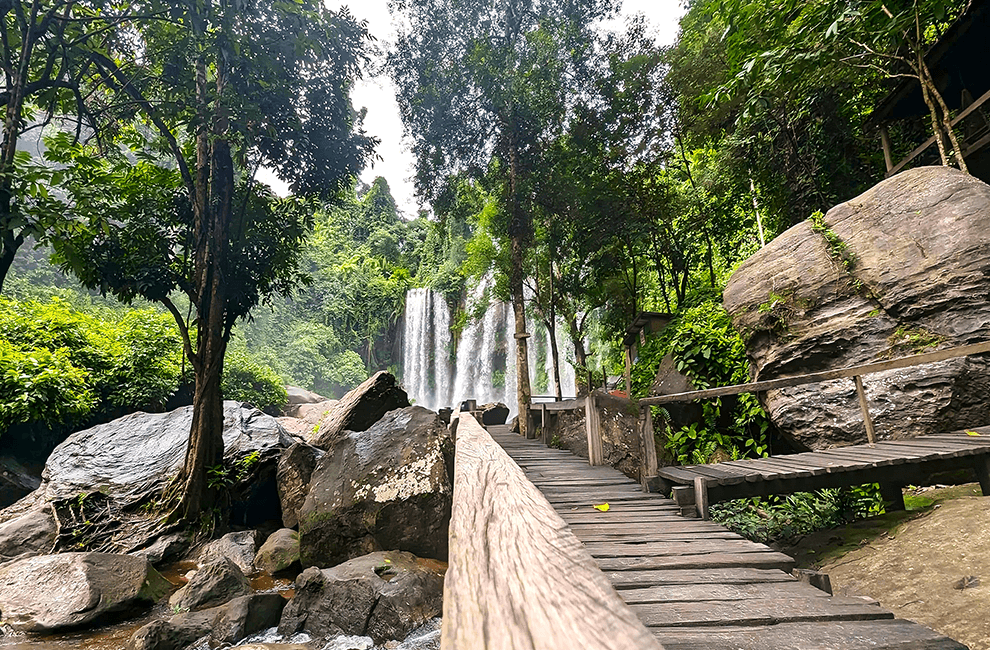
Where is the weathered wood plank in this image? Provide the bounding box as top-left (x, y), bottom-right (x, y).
top-left (582, 539), bottom-right (775, 557)
top-left (651, 620), bottom-right (967, 650)
top-left (606, 568), bottom-right (797, 588)
top-left (619, 581), bottom-right (833, 604)
top-left (442, 413), bottom-right (663, 650)
top-left (631, 595), bottom-right (893, 627)
top-left (595, 551), bottom-right (795, 572)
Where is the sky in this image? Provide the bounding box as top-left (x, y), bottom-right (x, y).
top-left (257, 0), bottom-right (686, 216)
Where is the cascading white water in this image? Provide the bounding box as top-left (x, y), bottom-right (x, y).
top-left (402, 275), bottom-right (578, 416)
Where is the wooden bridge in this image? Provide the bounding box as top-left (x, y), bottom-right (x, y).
top-left (441, 412), bottom-right (969, 649)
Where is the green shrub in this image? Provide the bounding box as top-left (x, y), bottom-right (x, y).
top-left (223, 350), bottom-right (288, 410)
top-left (0, 340), bottom-right (96, 429)
top-left (630, 300), bottom-right (770, 464)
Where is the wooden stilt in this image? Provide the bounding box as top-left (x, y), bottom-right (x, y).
top-left (854, 375), bottom-right (877, 445)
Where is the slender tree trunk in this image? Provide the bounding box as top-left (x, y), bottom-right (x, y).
top-left (506, 128), bottom-right (532, 436)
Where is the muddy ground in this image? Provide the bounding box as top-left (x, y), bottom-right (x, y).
top-left (780, 484), bottom-right (989, 650)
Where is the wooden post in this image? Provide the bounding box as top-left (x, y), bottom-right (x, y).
top-left (973, 454), bottom-right (990, 497)
top-left (880, 124), bottom-right (895, 174)
top-left (624, 345), bottom-right (632, 397)
top-left (640, 406), bottom-right (658, 492)
top-left (525, 405), bottom-right (537, 440)
top-left (854, 375), bottom-right (877, 445)
top-left (584, 392), bottom-right (603, 466)
top-left (694, 476), bottom-right (710, 520)
top-left (880, 483), bottom-right (905, 512)
top-left (540, 403), bottom-right (550, 447)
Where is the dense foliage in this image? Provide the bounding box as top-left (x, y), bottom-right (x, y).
top-left (0, 297), bottom-right (286, 435)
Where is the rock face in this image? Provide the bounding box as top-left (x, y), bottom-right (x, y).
top-left (309, 372), bottom-right (410, 449)
top-left (0, 456), bottom-right (40, 509)
top-left (199, 530), bottom-right (258, 575)
top-left (277, 442), bottom-right (325, 529)
top-left (724, 166), bottom-right (990, 449)
top-left (255, 528), bottom-right (300, 575)
top-left (168, 556), bottom-right (251, 612)
top-left (0, 402), bottom-right (293, 558)
top-left (278, 551), bottom-right (445, 643)
top-left (0, 552), bottom-right (170, 632)
top-left (478, 402), bottom-right (510, 426)
top-left (0, 501), bottom-right (56, 565)
top-left (298, 406), bottom-right (453, 568)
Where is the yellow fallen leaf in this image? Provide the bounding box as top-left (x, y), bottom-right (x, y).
top-left (967, 430), bottom-right (981, 436)
top-left (593, 503), bottom-right (610, 512)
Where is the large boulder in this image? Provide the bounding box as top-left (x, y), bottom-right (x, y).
top-left (0, 552), bottom-right (170, 632)
top-left (278, 551), bottom-right (445, 643)
top-left (478, 402), bottom-right (510, 426)
top-left (199, 530), bottom-right (259, 575)
top-left (255, 528), bottom-right (300, 575)
top-left (276, 442), bottom-right (325, 529)
top-left (0, 501), bottom-right (56, 565)
top-left (0, 402), bottom-right (293, 558)
top-left (168, 556), bottom-right (251, 612)
top-left (724, 166), bottom-right (990, 449)
top-left (130, 593), bottom-right (286, 650)
top-left (298, 406), bottom-right (453, 568)
top-left (309, 372), bottom-right (410, 448)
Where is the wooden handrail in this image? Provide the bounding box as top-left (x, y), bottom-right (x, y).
top-left (639, 340), bottom-right (990, 406)
top-left (441, 412), bottom-right (664, 650)
top-left (886, 86), bottom-right (990, 177)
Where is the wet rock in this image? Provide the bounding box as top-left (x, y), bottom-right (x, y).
top-left (278, 551), bottom-right (446, 643)
top-left (131, 594), bottom-right (285, 650)
top-left (0, 402), bottom-right (293, 558)
top-left (309, 372), bottom-right (410, 449)
top-left (0, 456), bottom-right (40, 509)
top-left (724, 166), bottom-right (990, 449)
top-left (478, 402), bottom-right (510, 426)
top-left (169, 556), bottom-right (250, 612)
top-left (0, 504), bottom-right (56, 565)
top-left (0, 552), bottom-right (169, 632)
top-left (276, 443), bottom-right (324, 529)
top-left (130, 532), bottom-right (191, 566)
top-left (200, 530), bottom-right (258, 575)
top-left (211, 593), bottom-right (288, 646)
top-left (255, 528), bottom-right (300, 575)
top-left (298, 406), bottom-right (453, 568)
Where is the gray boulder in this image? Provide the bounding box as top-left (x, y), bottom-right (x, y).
top-left (724, 166), bottom-right (990, 449)
top-left (130, 593), bottom-right (285, 650)
top-left (278, 551), bottom-right (445, 643)
top-left (168, 556), bottom-right (250, 612)
top-left (286, 386), bottom-right (329, 407)
top-left (276, 442), bottom-right (324, 529)
top-left (0, 552), bottom-right (170, 632)
top-left (309, 372), bottom-right (410, 448)
top-left (199, 530), bottom-right (258, 575)
top-left (478, 402), bottom-right (510, 426)
top-left (0, 502), bottom-right (56, 565)
top-left (255, 528), bottom-right (300, 575)
top-left (298, 406), bottom-right (453, 568)
top-left (0, 402), bottom-right (293, 559)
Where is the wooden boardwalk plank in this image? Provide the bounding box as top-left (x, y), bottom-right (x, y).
top-left (619, 581), bottom-right (833, 604)
top-left (631, 596), bottom-right (893, 627)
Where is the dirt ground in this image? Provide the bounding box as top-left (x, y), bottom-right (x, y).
top-left (781, 484), bottom-right (990, 650)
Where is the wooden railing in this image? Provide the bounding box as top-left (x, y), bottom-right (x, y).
top-left (883, 87), bottom-right (990, 177)
top-left (442, 412), bottom-right (664, 650)
top-left (640, 341), bottom-right (990, 444)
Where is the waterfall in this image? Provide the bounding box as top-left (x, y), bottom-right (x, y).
top-left (402, 276), bottom-right (578, 416)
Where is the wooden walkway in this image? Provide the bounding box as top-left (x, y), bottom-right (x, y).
top-left (490, 426), bottom-right (967, 650)
top-left (657, 427), bottom-right (990, 519)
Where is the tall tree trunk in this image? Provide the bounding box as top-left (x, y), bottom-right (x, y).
top-left (506, 126), bottom-right (532, 436)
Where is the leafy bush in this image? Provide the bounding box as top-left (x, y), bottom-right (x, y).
top-left (222, 350), bottom-right (288, 411)
top-left (0, 340), bottom-right (96, 429)
top-left (711, 484), bottom-right (886, 545)
top-left (630, 300), bottom-right (770, 463)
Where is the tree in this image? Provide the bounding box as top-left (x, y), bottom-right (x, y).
top-left (389, 0), bottom-right (619, 434)
top-left (49, 0), bottom-right (375, 523)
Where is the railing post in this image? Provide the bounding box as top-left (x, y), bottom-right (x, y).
top-left (639, 405), bottom-right (658, 492)
top-left (584, 392), bottom-right (603, 466)
top-left (854, 375), bottom-right (877, 445)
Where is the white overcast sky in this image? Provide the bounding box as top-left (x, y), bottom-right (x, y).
top-left (258, 0), bottom-right (685, 216)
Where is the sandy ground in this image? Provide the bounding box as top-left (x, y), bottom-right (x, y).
top-left (783, 485), bottom-right (990, 650)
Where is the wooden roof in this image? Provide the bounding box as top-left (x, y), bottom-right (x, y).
top-left (621, 311), bottom-right (673, 347)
